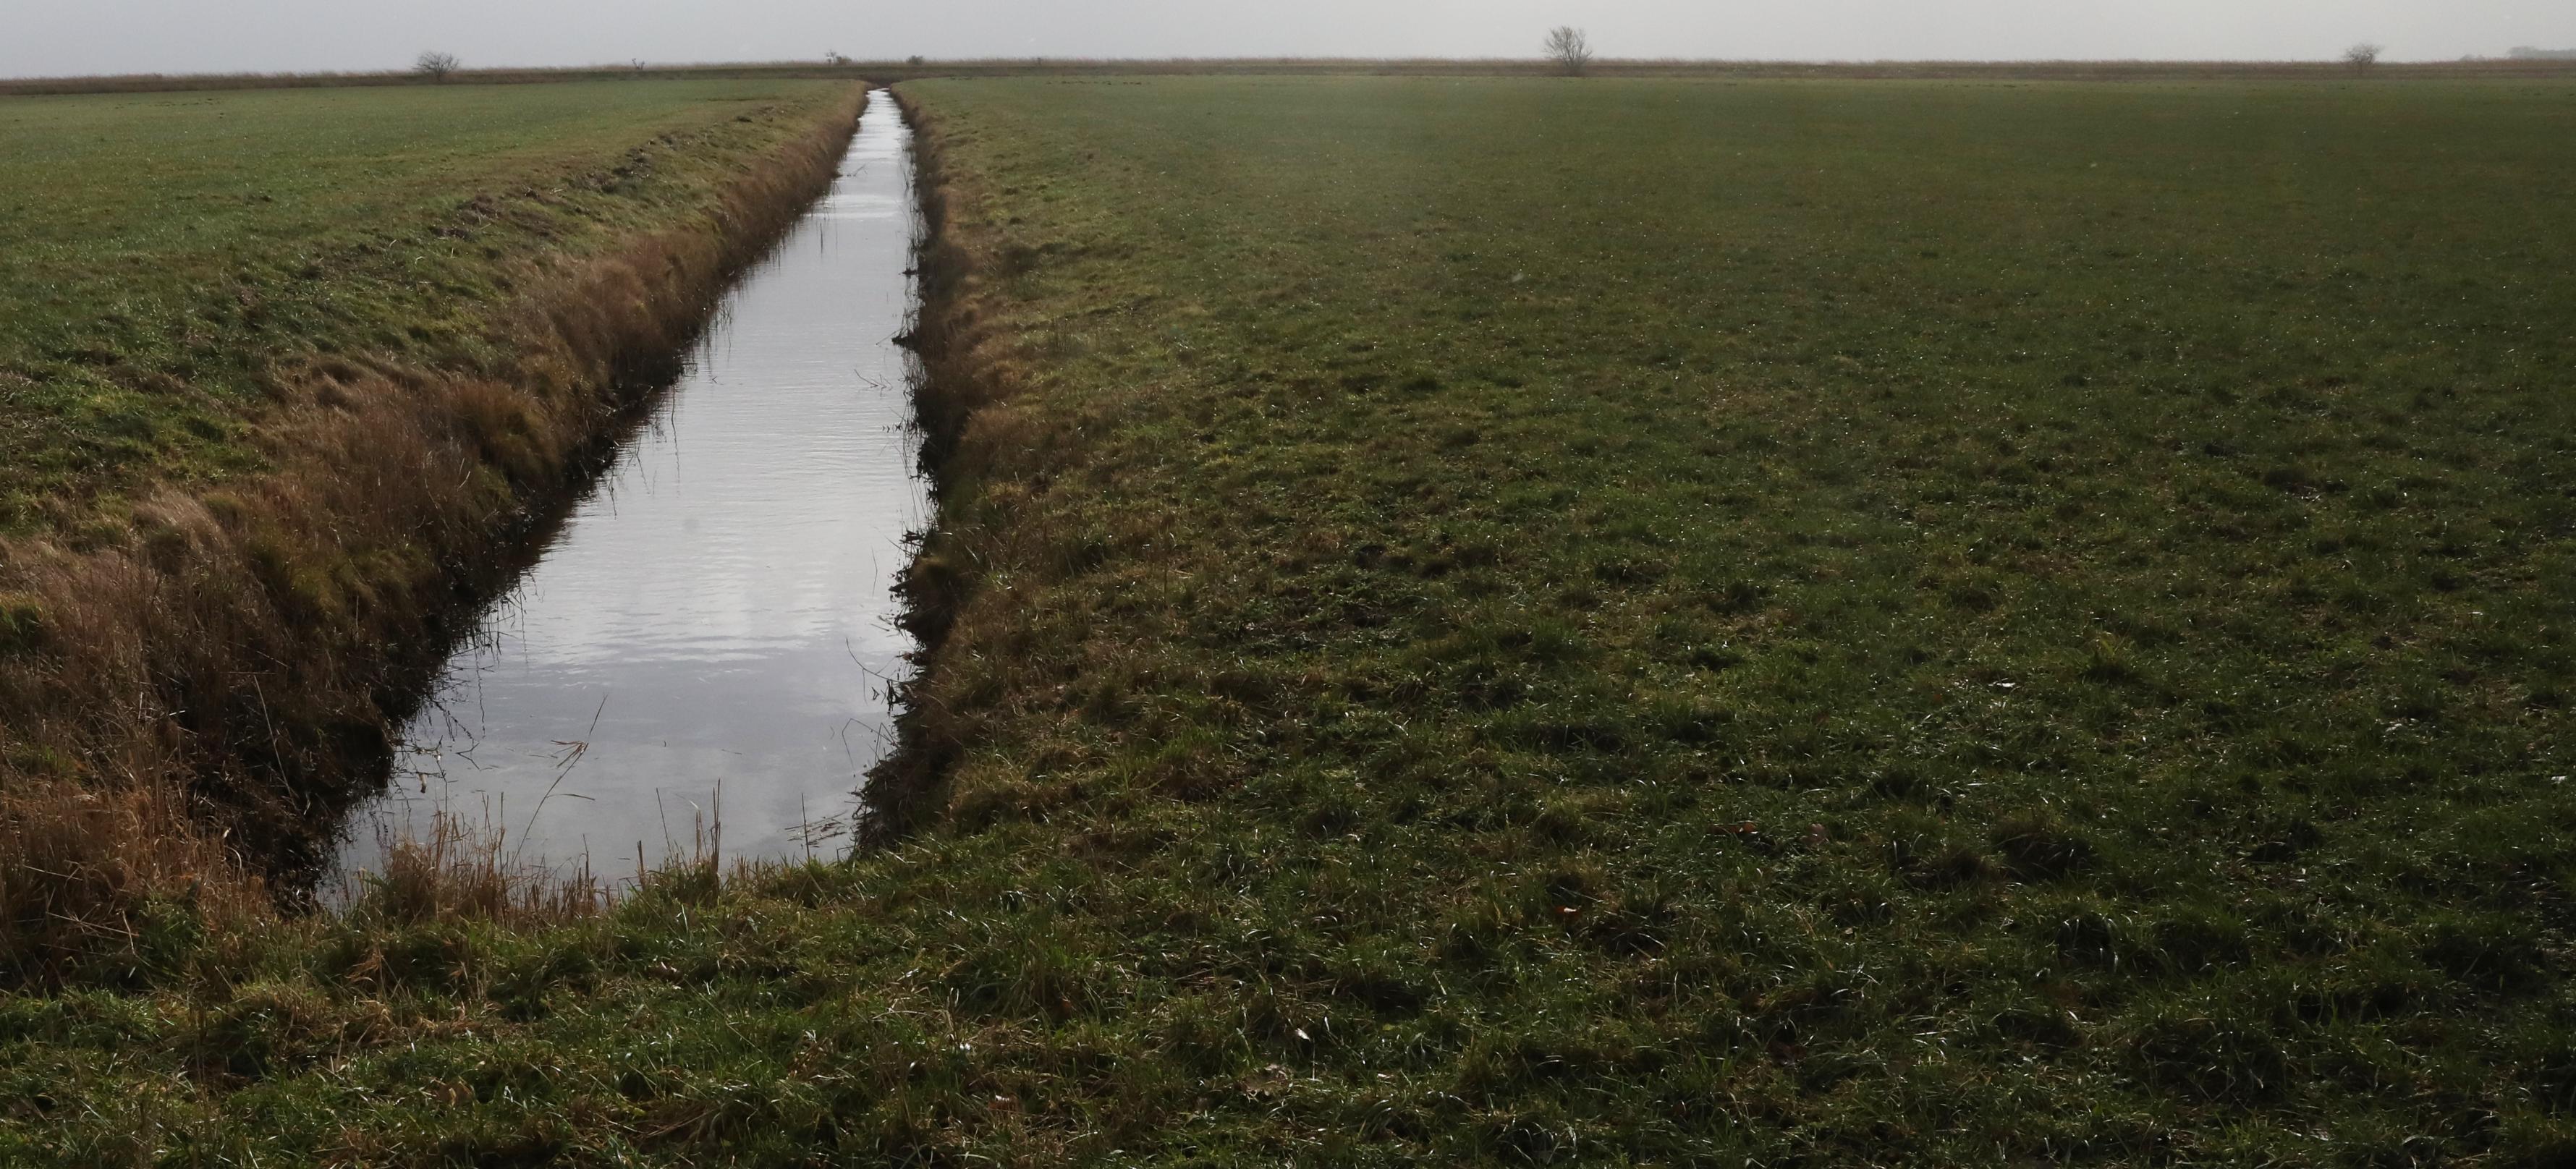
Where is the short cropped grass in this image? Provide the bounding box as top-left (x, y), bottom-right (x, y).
top-left (7, 75), bottom-right (2576, 1165)
top-left (0, 78), bottom-right (845, 538)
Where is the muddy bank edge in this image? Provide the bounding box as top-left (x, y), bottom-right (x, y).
top-left (862, 85), bottom-right (1008, 844)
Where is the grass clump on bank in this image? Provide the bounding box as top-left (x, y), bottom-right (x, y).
top-left (0, 78), bottom-right (863, 971)
top-left (7, 75), bottom-right (2576, 1163)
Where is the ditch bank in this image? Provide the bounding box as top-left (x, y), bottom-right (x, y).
top-left (0, 85), bottom-right (868, 979)
top-left (857, 87), bottom-right (1005, 843)
top-left (852, 83), bottom-right (1116, 845)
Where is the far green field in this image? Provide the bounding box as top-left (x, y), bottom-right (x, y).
top-left (0, 78), bottom-right (846, 537)
top-left (7, 75), bottom-right (2576, 1165)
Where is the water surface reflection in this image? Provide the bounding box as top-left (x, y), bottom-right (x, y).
top-left (341, 90), bottom-right (924, 880)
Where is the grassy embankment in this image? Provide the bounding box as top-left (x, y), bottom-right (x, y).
top-left (8, 75), bottom-right (2576, 1164)
top-left (0, 79), bottom-right (864, 964)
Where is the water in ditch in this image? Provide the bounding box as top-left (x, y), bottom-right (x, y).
top-left (337, 90), bottom-right (925, 883)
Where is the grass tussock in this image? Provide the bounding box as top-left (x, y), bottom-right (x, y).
top-left (344, 781), bottom-right (752, 926)
top-left (352, 812), bottom-right (606, 926)
top-left (0, 778), bottom-right (253, 985)
top-left (0, 82), bottom-right (865, 981)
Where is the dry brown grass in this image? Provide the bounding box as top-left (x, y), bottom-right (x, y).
top-left (349, 810), bottom-right (605, 924)
top-left (343, 780), bottom-right (755, 927)
top-left (0, 777), bottom-right (253, 982)
top-left (0, 85), bottom-right (865, 983)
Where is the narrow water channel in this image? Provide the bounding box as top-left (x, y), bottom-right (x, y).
top-left (339, 90), bottom-right (924, 882)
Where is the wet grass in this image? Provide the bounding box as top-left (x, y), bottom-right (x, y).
top-left (7, 75), bottom-right (2576, 1163)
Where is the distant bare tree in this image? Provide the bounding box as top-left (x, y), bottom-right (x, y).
top-left (1543, 26), bottom-right (1593, 76)
top-left (414, 51), bottom-right (460, 82)
top-left (2343, 42), bottom-right (2384, 71)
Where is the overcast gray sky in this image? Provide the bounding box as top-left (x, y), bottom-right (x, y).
top-left (4, 0), bottom-right (2572, 79)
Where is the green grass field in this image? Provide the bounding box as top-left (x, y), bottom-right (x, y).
top-left (0, 79), bottom-right (847, 539)
top-left (7, 75), bottom-right (2576, 1165)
